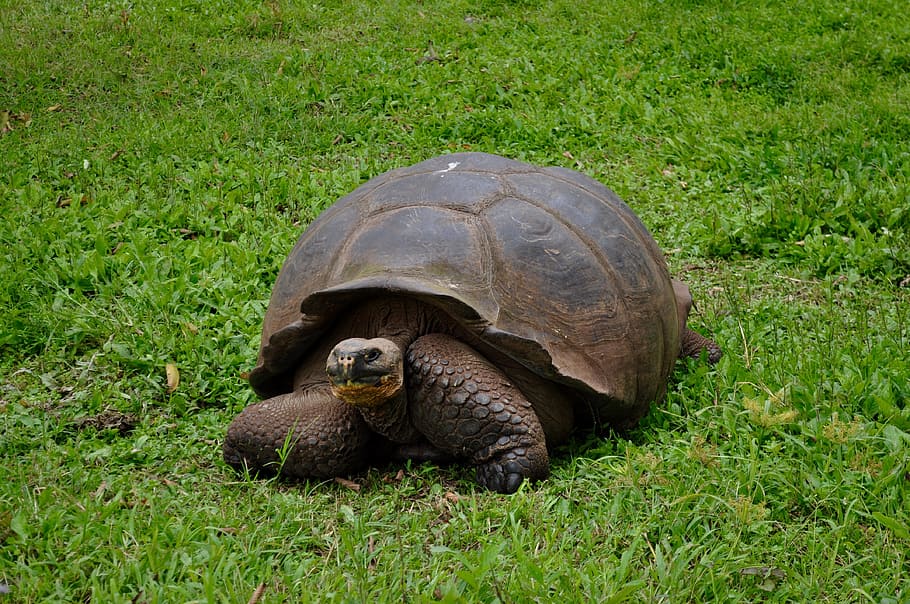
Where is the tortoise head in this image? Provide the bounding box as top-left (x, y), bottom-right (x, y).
top-left (326, 338), bottom-right (404, 408)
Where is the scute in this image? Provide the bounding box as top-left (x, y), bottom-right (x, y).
top-left (506, 170), bottom-right (667, 296)
top-left (364, 170), bottom-right (503, 214)
top-left (483, 196), bottom-right (619, 320)
top-left (334, 206), bottom-right (488, 291)
top-left (251, 153), bottom-right (680, 423)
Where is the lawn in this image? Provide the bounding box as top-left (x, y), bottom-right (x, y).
top-left (1, 0), bottom-right (908, 601)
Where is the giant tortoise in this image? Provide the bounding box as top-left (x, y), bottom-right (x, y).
top-left (223, 152), bottom-right (720, 493)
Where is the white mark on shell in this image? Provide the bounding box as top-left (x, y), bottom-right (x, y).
top-left (434, 161), bottom-right (460, 176)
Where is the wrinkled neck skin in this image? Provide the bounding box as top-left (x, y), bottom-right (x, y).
top-left (309, 297), bottom-right (444, 444)
top-left (356, 388), bottom-right (419, 443)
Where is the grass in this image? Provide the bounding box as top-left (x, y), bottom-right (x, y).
top-left (1, 0), bottom-right (908, 601)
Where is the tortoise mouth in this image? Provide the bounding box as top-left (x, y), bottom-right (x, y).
top-left (327, 373), bottom-right (384, 388)
top-left (325, 356), bottom-right (395, 389)
top-left (329, 375), bottom-right (403, 408)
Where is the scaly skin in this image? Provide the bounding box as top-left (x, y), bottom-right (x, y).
top-left (405, 334), bottom-right (550, 494)
top-left (681, 327), bottom-right (723, 363)
top-left (223, 388), bottom-right (372, 479)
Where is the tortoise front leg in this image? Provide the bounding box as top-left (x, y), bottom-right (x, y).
top-left (405, 334), bottom-right (549, 494)
top-left (223, 388), bottom-right (372, 480)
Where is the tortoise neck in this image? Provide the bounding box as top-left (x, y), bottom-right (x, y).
top-left (352, 299), bottom-right (448, 442)
top-left (357, 297), bottom-right (441, 346)
top-left (356, 390), bottom-right (421, 443)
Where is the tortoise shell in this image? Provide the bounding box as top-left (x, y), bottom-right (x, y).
top-left (249, 153), bottom-right (679, 427)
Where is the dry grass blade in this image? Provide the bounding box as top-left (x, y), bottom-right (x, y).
top-left (247, 583), bottom-right (266, 604)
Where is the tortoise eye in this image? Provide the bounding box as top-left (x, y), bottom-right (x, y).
top-left (364, 349), bottom-right (381, 363)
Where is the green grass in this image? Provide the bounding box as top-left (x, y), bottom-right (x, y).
top-left (1, 0), bottom-right (908, 601)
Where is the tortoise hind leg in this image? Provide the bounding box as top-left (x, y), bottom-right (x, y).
top-left (224, 388), bottom-right (371, 480)
top-left (672, 279), bottom-right (722, 363)
top-left (681, 327), bottom-right (722, 363)
top-left (405, 334), bottom-right (549, 494)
